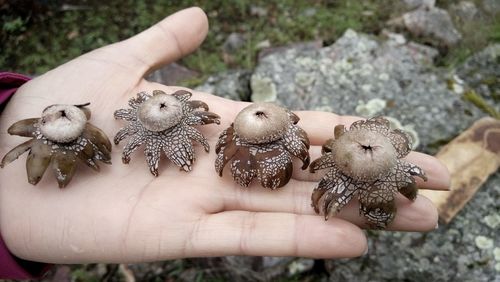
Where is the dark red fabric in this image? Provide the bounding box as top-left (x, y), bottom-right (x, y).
top-left (0, 72), bottom-right (31, 104)
top-left (0, 71), bottom-right (52, 279)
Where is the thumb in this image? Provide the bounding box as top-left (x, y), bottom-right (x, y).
top-left (111, 7), bottom-right (208, 75)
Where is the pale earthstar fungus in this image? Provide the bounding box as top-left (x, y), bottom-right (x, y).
top-left (309, 116), bottom-right (427, 229)
top-left (215, 103), bottom-right (310, 189)
top-left (1, 103), bottom-right (112, 188)
top-left (114, 90), bottom-right (220, 176)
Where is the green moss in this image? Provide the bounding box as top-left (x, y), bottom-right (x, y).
top-left (178, 75), bottom-right (209, 88)
top-left (463, 90), bottom-right (500, 119)
top-left (71, 267), bottom-right (100, 282)
top-left (1, 0), bottom-right (397, 75)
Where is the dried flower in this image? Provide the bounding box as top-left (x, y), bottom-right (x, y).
top-left (215, 103), bottom-right (310, 189)
top-left (114, 90), bottom-right (220, 176)
top-left (1, 103), bottom-right (111, 188)
top-left (310, 117), bottom-right (427, 229)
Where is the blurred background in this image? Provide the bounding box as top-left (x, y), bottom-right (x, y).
top-left (2, 0), bottom-right (497, 76)
top-left (1, 0), bottom-right (499, 281)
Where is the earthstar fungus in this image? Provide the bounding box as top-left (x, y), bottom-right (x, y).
top-left (310, 116), bottom-right (427, 229)
top-left (1, 103), bottom-right (112, 188)
top-left (114, 90), bottom-right (220, 176)
top-left (215, 103), bottom-right (310, 189)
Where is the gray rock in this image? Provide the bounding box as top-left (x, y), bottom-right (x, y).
top-left (483, 0), bottom-right (500, 15)
top-left (183, 256), bottom-right (299, 281)
top-left (402, 0), bottom-right (435, 10)
top-left (450, 1), bottom-right (479, 22)
top-left (258, 40), bottom-right (323, 60)
top-left (325, 172), bottom-right (500, 282)
top-left (457, 44), bottom-right (500, 113)
top-left (483, 213), bottom-right (500, 229)
top-left (195, 69), bottom-right (252, 101)
top-left (402, 7), bottom-right (462, 47)
top-left (223, 32), bottom-right (247, 54)
top-left (255, 39), bottom-right (271, 50)
top-left (146, 63), bottom-right (199, 86)
top-left (287, 258), bottom-right (314, 276)
top-left (251, 29), bottom-right (482, 153)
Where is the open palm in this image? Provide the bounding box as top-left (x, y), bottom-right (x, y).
top-left (0, 7), bottom-right (449, 264)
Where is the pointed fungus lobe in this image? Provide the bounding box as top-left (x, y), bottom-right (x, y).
top-left (310, 117), bottom-right (426, 229)
top-left (215, 102), bottom-right (310, 189)
top-left (1, 103), bottom-right (112, 187)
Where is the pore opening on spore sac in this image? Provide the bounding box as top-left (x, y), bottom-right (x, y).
top-left (255, 111), bottom-right (267, 118)
top-left (361, 144), bottom-right (373, 151)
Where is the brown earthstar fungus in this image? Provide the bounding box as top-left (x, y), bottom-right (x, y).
top-left (215, 103), bottom-right (310, 189)
top-left (1, 103), bottom-right (112, 188)
top-left (114, 90), bottom-right (220, 176)
top-left (309, 116), bottom-right (427, 229)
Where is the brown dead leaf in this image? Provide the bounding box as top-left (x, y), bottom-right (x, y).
top-left (420, 117), bottom-right (500, 223)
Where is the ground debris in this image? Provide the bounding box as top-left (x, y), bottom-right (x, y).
top-left (420, 117), bottom-right (500, 223)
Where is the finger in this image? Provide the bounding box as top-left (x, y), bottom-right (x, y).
top-left (404, 151), bottom-right (450, 189)
top-left (337, 194), bottom-right (439, 231)
top-left (114, 7), bottom-right (209, 74)
top-left (219, 180), bottom-right (438, 232)
top-left (291, 147), bottom-right (450, 190)
top-left (293, 111), bottom-right (361, 145)
top-left (187, 211), bottom-right (367, 258)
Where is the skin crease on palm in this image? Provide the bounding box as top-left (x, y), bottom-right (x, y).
top-left (0, 7), bottom-right (450, 264)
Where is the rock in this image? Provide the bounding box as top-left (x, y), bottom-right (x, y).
top-left (181, 256), bottom-right (297, 281)
top-left (256, 39), bottom-right (271, 50)
top-left (223, 32), bottom-right (247, 54)
top-left (146, 63), bottom-right (199, 86)
top-left (475, 236), bottom-right (494, 250)
top-left (250, 5), bottom-right (268, 17)
top-left (382, 29), bottom-right (407, 45)
top-left (385, 116), bottom-right (420, 149)
top-left (495, 247), bottom-right (500, 260)
top-left (258, 40), bottom-right (323, 60)
top-left (250, 74), bottom-right (277, 102)
top-left (325, 172), bottom-right (500, 282)
top-left (50, 265), bottom-right (72, 282)
top-left (355, 98), bottom-right (387, 117)
top-left (287, 258), bottom-right (314, 276)
top-left (483, 214), bottom-right (500, 229)
top-left (450, 1), bottom-right (479, 22)
top-left (457, 44), bottom-right (500, 114)
top-left (251, 29), bottom-right (482, 153)
top-left (402, 0), bottom-right (435, 10)
top-left (402, 7), bottom-right (462, 47)
top-left (483, 0), bottom-right (500, 15)
top-left (195, 69), bottom-right (252, 101)
top-left (178, 268), bottom-right (199, 282)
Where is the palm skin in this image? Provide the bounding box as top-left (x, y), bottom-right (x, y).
top-left (0, 7), bottom-right (449, 264)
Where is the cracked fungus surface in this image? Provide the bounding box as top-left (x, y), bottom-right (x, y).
top-left (309, 116), bottom-right (427, 229)
top-left (215, 103), bottom-right (310, 189)
top-left (1, 103), bottom-right (111, 188)
top-left (114, 90), bottom-right (220, 176)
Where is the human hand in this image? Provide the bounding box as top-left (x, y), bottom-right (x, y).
top-left (0, 7), bottom-right (450, 264)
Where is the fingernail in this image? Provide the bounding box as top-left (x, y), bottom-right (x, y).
top-left (363, 247), bottom-right (369, 256)
top-left (435, 223), bottom-right (439, 229)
